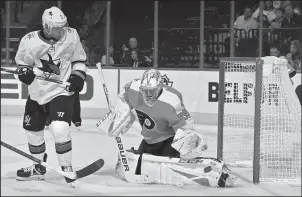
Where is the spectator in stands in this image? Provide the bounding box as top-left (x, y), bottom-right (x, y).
top-left (143, 49), bottom-right (163, 67)
top-left (281, 2), bottom-right (302, 45)
top-left (253, 1), bottom-right (276, 25)
top-left (233, 5), bottom-right (259, 56)
top-left (273, 1), bottom-right (283, 9)
top-left (130, 49), bottom-right (149, 67)
top-left (286, 40), bottom-right (301, 70)
top-left (269, 44), bottom-right (281, 57)
top-left (121, 37), bottom-right (141, 65)
top-left (120, 44), bottom-right (131, 65)
top-left (283, 1), bottom-right (302, 15)
top-left (282, 2), bottom-right (302, 28)
top-left (268, 8), bottom-right (284, 43)
top-left (234, 5), bottom-right (259, 38)
top-left (121, 37), bottom-right (141, 54)
top-left (270, 8), bottom-right (284, 29)
top-left (284, 39), bottom-right (302, 105)
top-left (101, 45), bottom-right (115, 66)
top-left (129, 37), bottom-right (140, 52)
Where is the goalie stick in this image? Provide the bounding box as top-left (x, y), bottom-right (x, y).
top-left (95, 63), bottom-right (154, 184)
top-left (1, 141), bottom-right (104, 180)
top-left (1, 67), bottom-right (70, 89)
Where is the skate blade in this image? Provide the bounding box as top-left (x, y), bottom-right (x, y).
top-left (16, 175), bottom-right (45, 181)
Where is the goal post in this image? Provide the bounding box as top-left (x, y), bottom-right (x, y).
top-left (217, 56), bottom-right (301, 185)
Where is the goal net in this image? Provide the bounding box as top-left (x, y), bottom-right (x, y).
top-left (217, 56), bottom-right (301, 184)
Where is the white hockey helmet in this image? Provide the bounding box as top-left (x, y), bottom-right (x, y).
top-left (42, 6), bottom-right (67, 34)
top-left (140, 69), bottom-right (164, 107)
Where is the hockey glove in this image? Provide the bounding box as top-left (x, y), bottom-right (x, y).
top-left (97, 96), bottom-right (136, 137)
top-left (172, 128), bottom-right (208, 160)
top-left (16, 65), bottom-right (36, 85)
top-left (67, 70), bottom-right (86, 92)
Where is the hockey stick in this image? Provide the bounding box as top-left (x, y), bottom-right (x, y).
top-left (96, 111), bottom-right (111, 127)
top-left (95, 63), bottom-right (154, 184)
top-left (1, 141), bottom-right (104, 180)
top-left (1, 67), bottom-right (70, 88)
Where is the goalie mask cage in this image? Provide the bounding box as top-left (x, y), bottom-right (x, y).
top-left (217, 57), bottom-right (301, 185)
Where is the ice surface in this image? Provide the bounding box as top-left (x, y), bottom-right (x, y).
top-left (1, 116), bottom-right (300, 196)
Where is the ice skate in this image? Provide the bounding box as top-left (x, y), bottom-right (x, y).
top-left (61, 166), bottom-right (76, 187)
top-left (218, 172), bottom-right (237, 187)
top-left (73, 122), bottom-right (82, 130)
top-left (16, 153), bottom-right (47, 181)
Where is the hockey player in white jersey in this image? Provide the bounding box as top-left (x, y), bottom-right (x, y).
top-left (98, 69), bottom-right (237, 187)
top-left (14, 6), bottom-right (88, 184)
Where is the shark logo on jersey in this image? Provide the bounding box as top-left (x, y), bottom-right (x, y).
top-left (162, 74), bottom-right (173, 87)
top-left (38, 53), bottom-right (61, 75)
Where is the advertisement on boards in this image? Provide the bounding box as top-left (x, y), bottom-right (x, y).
top-left (0, 68), bottom-right (119, 109)
top-left (1, 67), bottom-right (301, 117)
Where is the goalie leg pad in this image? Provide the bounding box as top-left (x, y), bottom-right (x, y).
top-left (119, 151), bottom-right (229, 187)
top-left (49, 121), bottom-right (72, 166)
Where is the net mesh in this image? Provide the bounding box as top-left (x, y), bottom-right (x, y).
top-left (221, 57), bottom-right (301, 185)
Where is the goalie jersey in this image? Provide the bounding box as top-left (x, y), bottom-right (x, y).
top-left (14, 27), bottom-right (87, 105)
top-left (120, 79), bottom-right (195, 144)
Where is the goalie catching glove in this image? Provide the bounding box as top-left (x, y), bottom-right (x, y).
top-left (98, 96), bottom-right (136, 136)
top-left (172, 128), bottom-right (208, 159)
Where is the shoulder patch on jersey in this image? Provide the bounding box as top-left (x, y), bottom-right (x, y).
top-left (177, 109), bottom-right (191, 120)
top-left (24, 32), bottom-right (36, 40)
top-left (65, 27), bottom-right (73, 33)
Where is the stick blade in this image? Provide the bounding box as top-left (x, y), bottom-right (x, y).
top-left (75, 159), bottom-right (105, 179)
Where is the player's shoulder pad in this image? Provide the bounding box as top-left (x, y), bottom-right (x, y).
top-left (124, 78), bottom-right (141, 92)
top-left (159, 86), bottom-right (183, 111)
top-left (64, 27), bottom-right (80, 41)
top-left (63, 27), bottom-right (77, 34)
top-left (22, 31), bottom-right (39, 42)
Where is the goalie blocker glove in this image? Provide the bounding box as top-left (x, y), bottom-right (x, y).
top-left (16, 65), bottom-right (36, 85)
top-left (67, 70), bottom-right (86, 92)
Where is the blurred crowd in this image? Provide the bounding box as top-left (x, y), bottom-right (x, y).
top-left (231, 1), bottom-right (301, 70)
top-left (97, 1), bottom-right (301, 69)
top-left (1, 0), bottom-right (301, 70)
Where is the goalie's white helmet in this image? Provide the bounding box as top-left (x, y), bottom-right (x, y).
top-left (140, 69), bottom-right (164, 107)
top-left (42, 6), bottom-right (67, 37)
